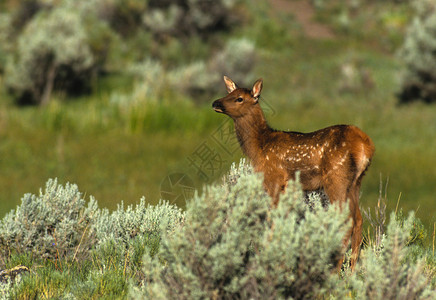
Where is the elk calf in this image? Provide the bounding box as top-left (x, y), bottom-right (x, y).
top-left (212, 76), bottom-right (375, 270)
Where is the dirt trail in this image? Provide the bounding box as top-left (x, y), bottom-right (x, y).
top-left (269, 0), bottom-right (334, 39)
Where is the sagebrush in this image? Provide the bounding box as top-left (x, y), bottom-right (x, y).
top-left (398, 0), bottom-right (436, 103)
top-left (134, 165), bottom-right (350, 299)
top-left (0, 178), bottom-right (98, 262)
top-left (1, 161), bottom-right (435, 298)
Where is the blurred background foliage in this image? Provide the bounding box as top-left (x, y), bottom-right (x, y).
top-left (0, 0), bottom-right (435, 231)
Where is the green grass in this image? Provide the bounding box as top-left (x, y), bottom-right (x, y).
top-left (0, 95), bottom-right (228, 215)
top-left (2, 252), bottom-right (132, 299)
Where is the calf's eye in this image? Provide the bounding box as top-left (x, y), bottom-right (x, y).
top-left (236, 97), bottom-right (243, 103)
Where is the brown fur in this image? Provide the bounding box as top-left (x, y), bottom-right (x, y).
top-left (212, 76), bottom-right (375, 270)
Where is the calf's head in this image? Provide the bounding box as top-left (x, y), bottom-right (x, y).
top-left (212, 76), bottom-right (263, 119)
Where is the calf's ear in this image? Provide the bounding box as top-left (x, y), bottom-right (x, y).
top-left (251, 78), bottom-right (263, 102)
top-left (223, 76), bottom-right (238, 93)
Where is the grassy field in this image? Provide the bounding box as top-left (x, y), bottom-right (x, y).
top-left (1, 0), bottom-right (436, 234)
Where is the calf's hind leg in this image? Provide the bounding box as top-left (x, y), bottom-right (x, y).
top-left (348, 181), bottom-right (363, 271)
top-left (322, 176), bottom-right (351, 270)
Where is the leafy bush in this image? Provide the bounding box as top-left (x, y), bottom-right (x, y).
top-left (0, 179), bottom-right (98, 262)
top-left (0, 279), bottom-right (13, 299)
top-left (133, 170), bottom-right (350, 299)
top-left (348, 212), bottom-right (435, 299)
top-left (1, 1), bottom-right (140, 105)
top-left (224, 158), bottom-right (254, 186)
top-left (1, 163), bottom-right (436, 298)
top-left (0, 179), bottom-right (185, 297)
top-left (4, 7), bottom-right (96, 105)
top-left (0, 178), bottom-right (184, 264)
top-left (95, 198), bottom-right (184, 249)
top-left (398, 0), bottom-right (436, 103)
top-left (132, 159), bottom-right (436, 299)
top-left (93, 198), bottom-right (184, 270)
top-left (1, 0), bottom-right (247, 105)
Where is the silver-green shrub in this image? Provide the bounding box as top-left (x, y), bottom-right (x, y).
top-left (398, 0), bottom-right (436, 103)
top-left (2, 0), bottom-right (247, 105)
top-left (348, 212), bottom-right (435, 299)
top-left (133, 169), bottom-right (350, 299)
top-left (0, 279), bottom-right (12, 299)
top-left (223, 158), bottom-right (253, 187)
top-left (94, 198), bottom-right (184, 255)
top-left (132, 159), bottom-right (436, 298)
top-left (97, 198), bottom-right (184, 241)
top-left (0, 179), bottom-right (98, 261)
top-left (4, 7), bottom-right (95, 105)
top-left (1, 165), bottom-right (435, 297)
top-left (90, 198), bottom-right (184, 281)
